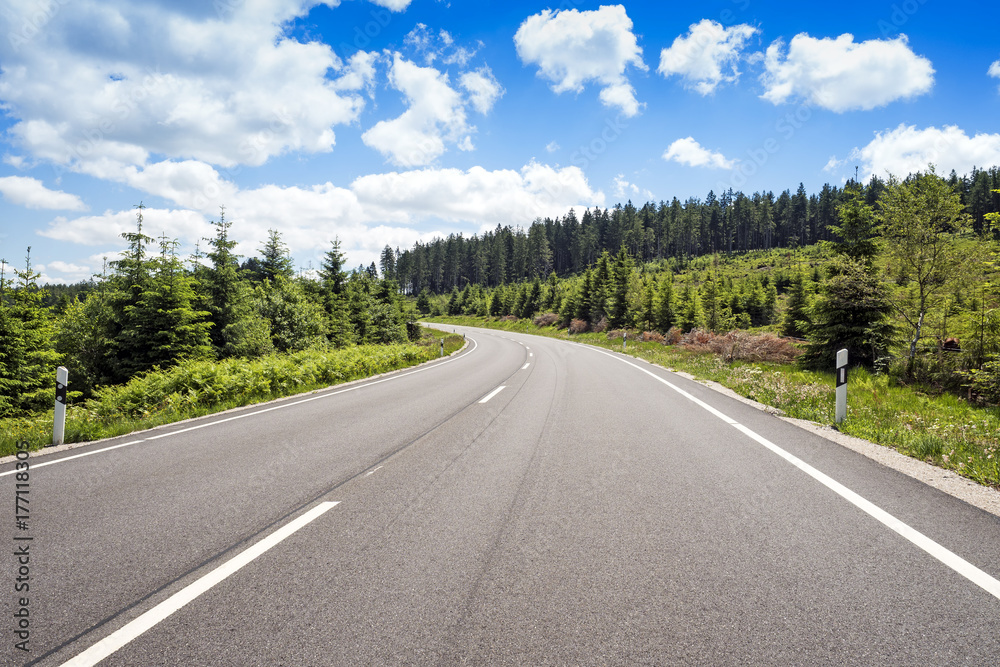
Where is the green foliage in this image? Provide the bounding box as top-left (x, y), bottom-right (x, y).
top-left (202, 208), bottom-right (273, 358)
top-left (828, 184), bottom-right (880, 264)
top-left (781, 272), bottom-right (811, 338)
top-left (879, 169), bottom-right (976, 371)
top-left (252, 228), bottom-right (295, 282)
top-left (256, 276), bottom-right (327, 353)
top-left (0, 253), bottom-right (63, 416)
top-left (1, 334), bottom-right (465, 455)
top-left (800, 258), bottom-right (896, 371)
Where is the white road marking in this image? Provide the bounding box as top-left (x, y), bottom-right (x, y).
top-left (0, 441), bottom-right (146, 477)
top-left (2, 338), bottom-right (479, 475)
top-left (522, 363), bottom-right (531, 370)
top-left (365, 466), bottom-right (384, 477)
top-left (59, 502), bottom-right (339, 667)
top-left (587, 345), bottom-right (1000, 603)
top-left (479, 386), bottom-right (506, 404)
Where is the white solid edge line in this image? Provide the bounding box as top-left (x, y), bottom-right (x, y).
top-left (521, 363), bottom-right (531, 370)
top-left (585, 345), bottom-right (1000, 602)
top-left (2, 338), bottom-right (479, 476)
top-left (59, 502), bottom-right (339, 667)
top-left (0, 440), bottom-right (146, 477)
top-left (479, 386), bottom-right (506, 404)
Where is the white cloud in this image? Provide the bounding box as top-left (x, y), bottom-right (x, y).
top-left (612, 174), bottom-right (654, 202)
top-left (662, 137), bottom-right (736, 170)
top-left (351, 161), bottom-right (604, 225)
top-left (36, 159), bottom-right (603, 280)
top-left (546, 141), bottom-right (560, 153)
top-left (362, 54), bottom-right (471, 167)
top-left (658, 20), bottom-right (758, 95)
top-left (761, 34), bottom-right (934, 112)
top-left (990, 59), bottom-right (1000, 91)
top-left (404, 24), bottom-right (482, 67)
top-left (514, 5), bottom-right (647, 117)
top-left (460, 67), bottom-right (504, 114)
top-left (39, 208), bottom-right (211, 247)
top-left (0, 176), bottom-right (87, 210)
top-left (0, 0), bottom-right (370, 173)
top-left (842, 124), bottom-right (1000, 181)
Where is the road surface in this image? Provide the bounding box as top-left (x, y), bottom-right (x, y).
top-left (4, 325), bottom-right (999, 665)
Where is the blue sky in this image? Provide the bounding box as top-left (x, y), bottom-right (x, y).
top-left (0, 0), bottom-right (998, 283)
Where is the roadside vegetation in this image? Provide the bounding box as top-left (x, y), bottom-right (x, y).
top-left (0, 330), bottom-right (464, 456)
top-left (426, 314), bottom-right (1000, 489)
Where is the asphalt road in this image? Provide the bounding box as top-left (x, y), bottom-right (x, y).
top-left (4, 325), bottom-right (999, 666)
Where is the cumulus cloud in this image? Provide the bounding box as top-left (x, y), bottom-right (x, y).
top-left (460, 67), bottom-right (504, 114)
top-left (662, 137), bottom-right (736, 170)
top-left (761, 34), bottom-right (934, 112)
top-left (352, 161), bottom-right (603, 225)
top-left (842, 124), bottom-right (1000, 180)
top-left (0, 0), bottom-right (371, 173)
top-left (658, 20), bottom-right (758, 95)
top-left (36, 159), bottom-right (603, 280)
top-left (0, 176), bottom-right (87, 210)
top-left (612, 174), bottom-right (654, 202)
top-left (514, 5), bottom-right (647, 117)
top-left (362, 54), bottom-right (473, 167)
top-left (38, 208), bottom-right (212, 247)
top-left (990, 59), bottom-right (1000, 91)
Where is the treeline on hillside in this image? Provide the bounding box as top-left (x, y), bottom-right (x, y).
top-left (388, 167), bottom-right (1000, 294)
top-left (430, 170), bottom-right (1000, 402)
top-left (0, 206), bottom-right (413, 417)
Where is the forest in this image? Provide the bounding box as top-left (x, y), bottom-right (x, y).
top-left (404, 168), bottom-right (1000, 403)
top-left (0, 206), bottom-right (414, 419)
top-left (1, 166), bottom-right (998, 425)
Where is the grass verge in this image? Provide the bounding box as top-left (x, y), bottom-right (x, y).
top-left (0, 331), bottom-right (465, 457)
top-left (426, 315), bottom-right (1000, 489)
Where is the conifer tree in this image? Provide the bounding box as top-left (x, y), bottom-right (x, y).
top-left (256, 229), bottom-right (295, 282)
top-left (655, 273), bottom-right (675, 333)
top-left (781, 272), bottom-right (811, 338)
top-left (800, 257), bottom-right (895, 371)
top-left (0, 251), bottom-right (62, 416)
top-left (320, 238), bottom-right (354, 347)
top-left (203, 207), bottom-right (272, 358)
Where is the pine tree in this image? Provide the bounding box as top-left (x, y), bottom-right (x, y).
top-left (800, 258), bottom-right (895, 371)
top-left (203, 208), bottom-right (272, 358)
top-left (655, 273), bottom-right (675, 333)
top-left (781, 272), bottom-right (811, 338)
top-left (131, 236), bottom-right (213, 368)
top-left (0, 251), bottom-right (62, 416)
top-left (256, 229), bottom-right (295, 282)
top-left (829, 184), bottom-right (880, 265)
top-left (608, 245), bottom-right (633, 329)
top-left (319, 237), bottom-right (354, 347)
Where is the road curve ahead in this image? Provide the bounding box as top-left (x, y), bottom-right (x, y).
top-left (5, 325), bottom-right (999, 666)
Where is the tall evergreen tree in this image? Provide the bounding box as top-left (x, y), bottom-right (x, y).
top-left (203, 207), bottom-right (272, 358)
top-left (655, 273), bottom-right (675, 333)
top-left (800, 258), bottom-right (895, 371)
top-left (781, 272), bottom-right (811, 338)
top-left (0, 251), bottom-right (62, 416)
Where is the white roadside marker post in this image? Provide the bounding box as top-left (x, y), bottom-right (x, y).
top-left (836, 349), bottom-right (848, 424)
top-left (54, 366), bottom-right (68, 446)
top-left (440, 339), bottom-right (444, 357)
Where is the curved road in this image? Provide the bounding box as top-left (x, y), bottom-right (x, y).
top-left (4, 325), bottom-right (999, 665)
